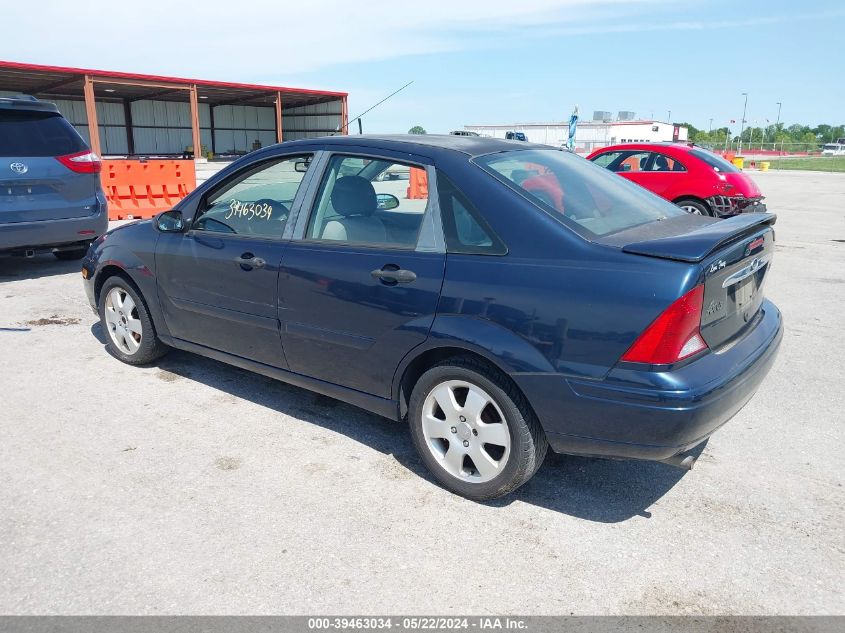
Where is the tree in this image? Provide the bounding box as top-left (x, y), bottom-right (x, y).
top-left (408, 125), bottom-right (426, 135)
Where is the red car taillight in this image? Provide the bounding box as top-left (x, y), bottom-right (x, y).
top-left (621, 285), bottom-right (708, 365)
top-left (56, 150), bottom-right (102, 174)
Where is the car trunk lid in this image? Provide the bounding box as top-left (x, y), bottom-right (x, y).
top-left (618, 213), bottom-right (775, 263)
top-left (613, 213), bottom-right (777, 351)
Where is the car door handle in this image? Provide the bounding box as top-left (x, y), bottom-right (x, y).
top-left (234, 253), bottom-right (266, 269)
top-left (371, 267), bottom-right (416, 284)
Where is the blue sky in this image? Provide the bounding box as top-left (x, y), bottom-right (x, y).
top-left (4, 0), bottom-right (844, 134)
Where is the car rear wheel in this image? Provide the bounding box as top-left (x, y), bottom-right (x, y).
top-left (408, 358), bottom-right (548, 500)
top-left (53, 246), bottom-right (88, 260)
top-left (98, 276), bottom-right (168, 365)
top-left (676, 198), bottom-right (713, 216)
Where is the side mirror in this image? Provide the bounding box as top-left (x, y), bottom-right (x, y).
top-left (376, 193), bottom-right (400, 210)
top-left (294, 160), bottom-right (310, 173)
top-left (155, 209), bottom-right (185, 232)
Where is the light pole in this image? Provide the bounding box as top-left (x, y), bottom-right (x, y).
top-left (709, 118), bottom-right (713, 133)
top-left (775, 102), bottom-right (782, 152)
top-left (738, 92), bottom-right (748, 155)
top-left (668, 110), bottom-right (672, 122)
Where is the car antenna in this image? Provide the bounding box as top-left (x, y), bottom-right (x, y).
top-left (333, 81), bottom-right (414, 135)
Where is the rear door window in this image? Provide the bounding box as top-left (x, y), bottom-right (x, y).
top-left (305, 154), bottom-right (429, 248)
top-left (437, 172), bottom-right (506, 255)
top-left (0, 111), bottom-right (87, 156)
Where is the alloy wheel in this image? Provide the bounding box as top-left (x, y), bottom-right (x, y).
top-left (421, 380), bottom-right (511, 483)
top-left (681, 204), bottom-right (702, 215)
top-left (104, 287), bottom-right (143, 355)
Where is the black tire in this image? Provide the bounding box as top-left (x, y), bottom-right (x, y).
top-left (98, 276), bottom-right (168, 365)
top-left (408, 357), bottom-right (548, 500)
top-left (53, 246), bottom-right (89, 260)
top-left (675, 198), bottom-right (713, 216)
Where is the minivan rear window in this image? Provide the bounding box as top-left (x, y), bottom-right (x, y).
top-left (0, 110), bottom-right (87, 157)
top-left (476, 149), bottom-right (685, 238)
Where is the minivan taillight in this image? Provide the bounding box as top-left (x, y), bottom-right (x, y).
top-left (56, 150), bottom-right (102, 174)
top-left (621, 285), bottom-right (708, 365)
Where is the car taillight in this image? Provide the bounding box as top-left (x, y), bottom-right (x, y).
top-left (621, 285), bottom-right (708, 365)
top-left (56, 150), bottom-right (102, 174)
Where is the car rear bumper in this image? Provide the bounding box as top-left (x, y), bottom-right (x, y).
top-left (707, 195), bottom-right (767, 217)
top-left (514, 299), bottom-right (783, 461)
top-left (0, 205), bottom-right (108, 255)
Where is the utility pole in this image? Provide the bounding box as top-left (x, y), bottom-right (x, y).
top-left (668, 110), bottom-right (671, 122)
top-left (709, 118), bottom-right (713, 133)
top-left (738, 92), bottom-right (748, 155)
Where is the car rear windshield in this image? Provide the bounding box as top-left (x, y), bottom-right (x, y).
top-left (475, 149), bottom-right (685, 238)
top-left (0, 110), bottom-right (87, 157)
top-left (689, 148), bottom-right (740, 173)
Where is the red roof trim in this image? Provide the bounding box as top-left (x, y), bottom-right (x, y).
top-left (0, 60), bottom-right (347, 98)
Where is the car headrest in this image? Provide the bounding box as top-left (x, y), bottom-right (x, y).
top-left (331, 176), bottom-right (377, 217)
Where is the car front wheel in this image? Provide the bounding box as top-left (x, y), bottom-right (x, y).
top-left (98, 276), bottom-right (168, 365)
top-left (408, 358), bottom-right (548, 500)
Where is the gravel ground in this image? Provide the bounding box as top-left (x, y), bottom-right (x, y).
top-left (0, 170), bottom-right (842, 615)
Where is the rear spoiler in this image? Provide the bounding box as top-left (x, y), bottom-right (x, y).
top-left (622, 213), bottom-right (777, 263)
top-left (0, 95), bottom-right (59, 113)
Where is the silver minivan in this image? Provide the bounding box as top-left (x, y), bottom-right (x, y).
top-left (0, 95), bottom-right (107, 259)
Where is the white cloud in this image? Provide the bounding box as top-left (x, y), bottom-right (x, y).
top-left (2, 0), bottom-right (666, 84)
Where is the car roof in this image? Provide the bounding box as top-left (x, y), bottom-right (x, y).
top-left (591, 142), bottom-right (697, 155)
top-left (276, 134), bottom-right (553, 158)
top-left (0, 94), bottom-right (60, 113)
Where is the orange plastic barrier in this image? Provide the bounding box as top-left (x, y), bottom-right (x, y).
top-left (406, 167), bottom-right (428, 200)
top-left (101, 159), bottom-right (196, 220)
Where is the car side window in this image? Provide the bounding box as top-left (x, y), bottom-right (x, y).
top-left (615, 151), bottom-right (652, 172)
top-left (648, 153), bottom-right (686, 172)
top-left (305, 154), bottom-right (429, 248)
top-left (591, 151), bottom-right (623, 169)
top-left (437, 172), bottom-right (506, 255)
top-left (193, 154), bottom-right (312, 239)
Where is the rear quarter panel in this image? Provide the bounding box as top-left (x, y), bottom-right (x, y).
top-left (428, 151), bottom-right (699, 379)
top-left (437, 249), bottom-right (697, 379)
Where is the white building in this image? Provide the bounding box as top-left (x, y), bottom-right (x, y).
top-left (463, 119), bottom-right (688, 154)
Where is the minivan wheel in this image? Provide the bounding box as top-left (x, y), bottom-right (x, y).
top-left (98, 276), bottom-right (168, 365)
top-left (408, 358), bottom-right (548, 500)
top-left (53, 246), bottom-right (88, 260)
top-left (676, 198), bottom-right (712, 216)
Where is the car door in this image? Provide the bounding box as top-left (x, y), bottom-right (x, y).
top-left (608, 151), bottom-right (653, 189)
top-left (634, 151), bottom-right (687, 199)
top-left (278, 150), bottom-right (446, 398)
top-left (155, 153), bottom-right (314, 367)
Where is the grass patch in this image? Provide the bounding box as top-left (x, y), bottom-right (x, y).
top-left (765, 157), bottom-right (845, 172)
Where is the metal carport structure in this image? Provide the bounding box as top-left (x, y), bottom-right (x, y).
top-left (0, 60), bottom-right (348, 158)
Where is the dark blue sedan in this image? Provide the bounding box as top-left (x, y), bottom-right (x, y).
top-left (81, 135), bottom-right (782, 500)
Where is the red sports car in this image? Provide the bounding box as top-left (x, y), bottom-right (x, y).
top-left (586, 143), bottom-right (766, 217)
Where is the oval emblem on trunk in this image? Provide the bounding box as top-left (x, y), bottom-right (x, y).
top-left (10, 162), bottom-right (28, 174)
